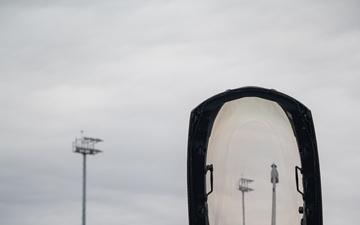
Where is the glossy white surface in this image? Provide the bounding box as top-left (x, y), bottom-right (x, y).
top-left (206, 97), bottom-right (303, 225)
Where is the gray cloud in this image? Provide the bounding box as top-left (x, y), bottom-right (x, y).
top-left (0, 0), bottom-right (359, 225)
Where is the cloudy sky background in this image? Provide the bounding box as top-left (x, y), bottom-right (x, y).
top-left (1, 0), bottom-right (359, 224)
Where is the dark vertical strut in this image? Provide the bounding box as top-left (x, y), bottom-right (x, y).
top-left (83, 153), bottom-right (86, 225)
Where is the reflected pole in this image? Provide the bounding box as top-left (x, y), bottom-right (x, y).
top-left (238, 177), bottom-right (254, 225)
top-left (271, 163), bottom-right (279, 225)
top-left (82, 153), bottom-right (86, 225)
top-left (73, 132), bottom-right (103, 225)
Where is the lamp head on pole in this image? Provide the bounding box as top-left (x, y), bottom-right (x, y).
top-left (271, 163), bottom-right (279, 184)
top-left (73, 132), bottom-right (103, 155)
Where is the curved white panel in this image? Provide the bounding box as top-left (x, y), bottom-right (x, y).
top-left (206, 97), bottom-right (303, 225)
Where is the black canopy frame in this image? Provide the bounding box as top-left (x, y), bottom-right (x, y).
top-left (187, 86), bottom-right (322, 225)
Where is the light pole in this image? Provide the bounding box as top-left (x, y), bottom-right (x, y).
top-left (73, 132), bottom-right (103, 225)
top-left (238, 177), bottom-right (254, 225)
top-left (271, 163), bottom-right (279, 225)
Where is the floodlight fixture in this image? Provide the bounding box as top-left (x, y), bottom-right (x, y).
top-left (73, 132), bottom-right (103, 225)
top-left (238, 177), bottom-right (254, 225)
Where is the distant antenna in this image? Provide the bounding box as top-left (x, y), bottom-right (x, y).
top-left (238, 177), bottom-right (254, 225)
top-left (73, 132), bottom-right (103, 225)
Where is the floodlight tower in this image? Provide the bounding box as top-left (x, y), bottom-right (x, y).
top-left (238, 177), bottom-right (254, 225)
top-left (271, 163), bottom-right (279, 225)
top-left (73, 132), bottom-right (103, 225)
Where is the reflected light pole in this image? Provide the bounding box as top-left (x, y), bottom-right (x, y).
top-left (271, 163), bottom-right (279, 225)
top-left (238, 177), bottom-right (254, 225)
top-left (73, 132), bottom-right (103, 225)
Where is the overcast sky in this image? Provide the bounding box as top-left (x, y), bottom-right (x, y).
top-left (0, 0), bottom-right (359, 225)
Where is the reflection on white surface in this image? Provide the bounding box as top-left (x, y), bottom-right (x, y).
top-left (206, 97), bottom-right (302, 225)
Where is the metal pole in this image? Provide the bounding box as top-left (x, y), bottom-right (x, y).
top-left (242, 191), bottom-right (245, 225)
top-left (238, 178), bottom-right (253, 225)
top-left (271, 163), bottom-right (278, 225)
top-left (73, 134), bottom-right (103, 225)
top-left (82, 153), bottom-right (86, 225)
top-left (271, 183), bottom-right (276, 225)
